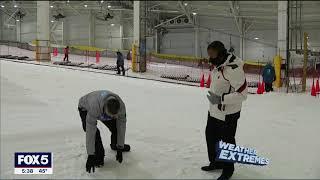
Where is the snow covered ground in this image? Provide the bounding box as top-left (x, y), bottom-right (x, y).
top-left (1, 60), bottom-right (320, 179)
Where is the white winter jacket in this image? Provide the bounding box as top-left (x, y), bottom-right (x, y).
top-left (208, 54), bottom-right (247, 120)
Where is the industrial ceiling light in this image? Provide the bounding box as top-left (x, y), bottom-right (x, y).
top-left (192, 12), bottom-right (197, 15)
top-left (254, 37), bottom-right (259, 40)
top-left (184, 2), bottom-right (188, 6)
top-left (111, 23), bottom-right (114, 26)
top-left (51, 20), bottom-right (54, 23)
top-left (101, 0), bottom-right (104, 3)
top-left (16, 19), bottom-right (20, 22)
top-left (14, 4), bottom-right (18, 8)
top-left (84, 4), bottom-right (88, 7)
top-left (107, 5), bottom-right (111, 8)
top-left (50, 5), bottom-right (54, 8)
top-left (1, 5), bottom-right (5, 8)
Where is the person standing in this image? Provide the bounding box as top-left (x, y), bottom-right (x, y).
top-left (262, 62), bottom-right (276, 92)
top-left (63, 46), bottom-right (69, 62)
top-left (116, 51), bottom-right (125, 76)
top-left (78, 90), bottom-right (131, 173)
top-left (202, 41), bottom-right (247, 180)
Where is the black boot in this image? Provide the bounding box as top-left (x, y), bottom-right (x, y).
top-left (201, 163), bottom-right (223, 171)
top-left (95, 154), bottom-right (104, 167)
top-left (110, 144), bottom-right (131, 152)
top-left (217, 169), bottom-right (234, 180)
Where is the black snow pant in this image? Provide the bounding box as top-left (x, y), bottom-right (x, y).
top-left (205, 111), bottom-right (240, 173)
top-left (117, 64), bottom-right (125, 76)
top-left (63, 54), bottom-right (69, 61)
top-left (78, 108), bottom-right (117, 157)
top-left (265, 83), bottom-right (273, 92)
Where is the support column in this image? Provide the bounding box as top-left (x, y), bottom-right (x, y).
top-left (0, 11), bottom-right (3, 41)
top-left (62, 18), bottom-right (68, 45)
top-left (89, 10), bottom-right (95, 47)
top-left (277, 1), bottom-right (287, 59)
top-left (239, 18), bottom-right (245, 59)
top-left (119, 24), bottom-right (123, 50)
top-left (133, 1), bottom-right (146, 72)
top-left (16, 20), bottom-right (21, 42)
top-left (61, 21), bottom-right (64, 45)
top-left (302, 32), bottom-right (308, 92)
top-left (133, 1), bottom-right (140, 47)
top-left (194, 16), bottom-right (199, 57)
top-left (119, 11), bottom-right (123, 50)
top-left (155, 29), bottom-right (160, 53)
top-left (36, 1), bottom-right (50, 61)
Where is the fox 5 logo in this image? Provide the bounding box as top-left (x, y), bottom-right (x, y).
top-left (15, 152), bottom-right (52, 168)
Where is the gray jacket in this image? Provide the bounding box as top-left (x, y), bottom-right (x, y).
top-left (78, 90), bottom-right (127, 155)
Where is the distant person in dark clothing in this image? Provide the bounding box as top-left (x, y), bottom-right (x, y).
top-left (116, 51), bottom-right (125, 76)
top-left (262, 62), bottom-right (276, 92)
top-left (63, 46), bottom-right (69, 62)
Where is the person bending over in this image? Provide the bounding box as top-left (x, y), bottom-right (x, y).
top-left (78, 90), bottom-right (131, 173)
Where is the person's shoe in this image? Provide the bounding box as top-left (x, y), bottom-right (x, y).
top-left (217, 169), bottom-right (234, 180)
top-left (95, 155), bottom-right (104, 167)
top-left (110, 144), bottom-right (131, 152)
top-left (201, 163), bottom-right (223, 171)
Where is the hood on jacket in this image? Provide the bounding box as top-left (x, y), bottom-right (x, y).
top-left (217, 53), bottom-right (243, 70)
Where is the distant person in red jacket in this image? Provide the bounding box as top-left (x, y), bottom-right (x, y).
top-left (63, 46), bottom-right (69, 62)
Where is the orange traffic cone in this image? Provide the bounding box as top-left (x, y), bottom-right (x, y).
top-left (316, 79), bottom-right (320, 93)
top-left (311, 81), bottom-right (316, 96)
top-left (206, 74), bottom-right (211, 88)
top-left (200, 74), bottom-right (205, 88)
top-left (256, 82), bottom-right (262, 94)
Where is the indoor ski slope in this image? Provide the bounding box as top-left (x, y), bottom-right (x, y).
top-left (1, 60), bottom-right (320, 179)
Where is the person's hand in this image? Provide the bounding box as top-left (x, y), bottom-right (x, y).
top-left (116, 150), bottom-right (123, 163)
top-left (86, 155), bottom-right (96, 173)
top-left (207, 91), bottom-right (221, 105)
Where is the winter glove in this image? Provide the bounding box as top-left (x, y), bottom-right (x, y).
top-left (86, 155), bottom-right (96, 173)
top-left (116, 150), bottom-right (123, 163)
top-left (207, 91), bottom-right (221, 105)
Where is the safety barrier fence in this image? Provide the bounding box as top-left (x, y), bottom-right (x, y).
top-left (1, 40), bottom-right (319, 93)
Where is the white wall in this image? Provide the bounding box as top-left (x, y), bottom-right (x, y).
top-left (20, 13), bottom-right (36, 43)
top-left (51, 21), bottom-right (63, 45)
top-left (1, 8), bottom-right (318, 62)
top-left (245, 41), bottom-right (276, 62)
top-left (0, 11), bottom-right (2, 40)
top-left (161, 28), bottom-right (194, 56)
top-left (122, 20), bottom-right (133, 50)
top-left (95, 20), bottom-right (122, 49)
top-left (159, 16), bottom-right (278, 61)
top-left (63, 15), bottom-right (90, 46)
top-left (1, 12), bottom-right (17, 41)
